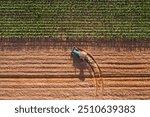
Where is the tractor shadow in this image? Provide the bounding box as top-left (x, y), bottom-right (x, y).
top-left (71, 54), bottom-right (93, 81)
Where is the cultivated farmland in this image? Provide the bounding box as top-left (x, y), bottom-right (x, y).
top-left (0, 1), bottom-right (150, 99)
top-left (0, 38), bottom-right (150, 99)
top-left (0, 0), bottom-right (150, 39)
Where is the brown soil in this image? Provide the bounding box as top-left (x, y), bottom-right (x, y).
top-left (0, 38), bottom-right (149, 99)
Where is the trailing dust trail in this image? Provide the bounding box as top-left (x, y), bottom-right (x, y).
top-left (71, 47), bottom-right (103, 98)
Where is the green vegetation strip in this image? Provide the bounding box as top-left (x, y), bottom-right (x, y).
top-left (0, 0), bottom-right (150, 39)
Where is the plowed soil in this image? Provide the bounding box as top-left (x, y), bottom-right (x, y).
top-left (0, 39), bottom-right (149, 99)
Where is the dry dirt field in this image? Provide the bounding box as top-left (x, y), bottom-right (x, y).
top-left (0, 39), bottom-right (150, 99)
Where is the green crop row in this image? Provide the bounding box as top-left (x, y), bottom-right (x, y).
top-left (0, 0), bottom-right (149, 39)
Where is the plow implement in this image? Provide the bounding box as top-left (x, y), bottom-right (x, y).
top-left (71, 47), bottom-right (103, 97)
